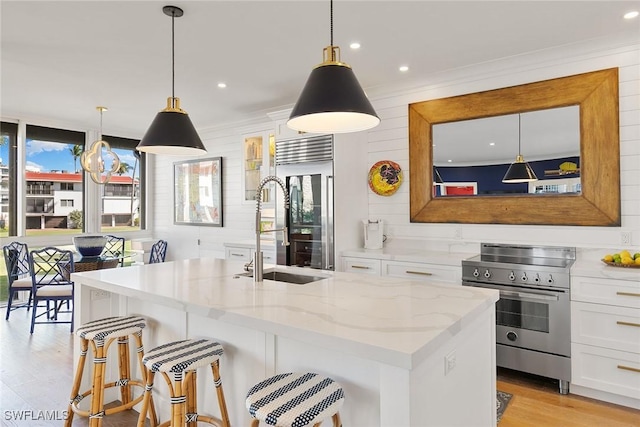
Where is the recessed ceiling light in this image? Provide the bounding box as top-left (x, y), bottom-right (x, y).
top-left (350, 42), bottom-right (361, 49)
top-left (447, 159), bottom-right (452, 163)
top-left (217, 82), bottom-right (227, 88)
top-left (399, 65), bottom-right (409, 72)
top-left (489, 142), bottom-right (496, 146)
top-left (624, 10), bottom-right (639, 19)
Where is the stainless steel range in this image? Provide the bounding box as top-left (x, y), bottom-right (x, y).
top-left (462, 243), bottom-right (576, 394)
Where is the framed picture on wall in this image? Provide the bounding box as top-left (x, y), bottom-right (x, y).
top-left (174, 157), bottom-right (223, 226)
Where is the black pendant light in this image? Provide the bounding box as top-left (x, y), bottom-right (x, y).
top-left (502, 114), bottom-right (538, 183)
top-left (287, 0), bottom-right (380, 134)
top-left (137, 5), bottom-right (206, 156)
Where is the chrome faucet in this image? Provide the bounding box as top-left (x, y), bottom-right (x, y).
top-left (254, 176), bottom-right (290, 283)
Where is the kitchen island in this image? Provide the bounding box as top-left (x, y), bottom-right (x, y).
top-left (72, 258), bottom-right (498, 426)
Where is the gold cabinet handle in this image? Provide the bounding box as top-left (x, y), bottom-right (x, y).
top-left (351, 265), bottom-right (370, 270)
top-left (617, 292), bottom-right (640, 297)
top-left (405, 270), bottom-right (433, 276)
top-left (617, 321), bottom-right (640, 328)
top-left (617, 365), bottom-right (640, 374)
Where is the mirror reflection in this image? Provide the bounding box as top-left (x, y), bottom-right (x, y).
top-left (432, 106), bottom-right (580, 196)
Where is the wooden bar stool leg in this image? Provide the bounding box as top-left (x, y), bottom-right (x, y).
top-left (186, 371), bottom-right (198, 427)
top-left (172, 373), bottom-right (186, 427)
top-left (136, 370), bottom-right (156, 427)
top-left (332, 413), bottom-right (342, 427)
top-left (89, 340), bottom-right (108, 427)
top-left (250, 420), bottom-right (260, 427)
top-left (65, 338), bottom-right (89, 426)
top-left (210, 360), bottom-right (230, 427)
top-left (117, 336), bottom-right (132, 405)
top-left (134, 332), bottom-right (157, 426)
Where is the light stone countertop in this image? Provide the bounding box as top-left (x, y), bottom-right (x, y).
top-left (572, 248), bottom-right (640, 281)
top-left (72, 258), bottom-right (498, 369)
top-left (223, 240), bottom-right (275, 249)
top-left (341, 247), bottom-right (475, 266)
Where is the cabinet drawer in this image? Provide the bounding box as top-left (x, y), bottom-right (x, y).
top-left (382, 260), bottom-right (458, 284)
top-left (225, 247), bottom-right (251, 261)
top-left (262, 251), bottom-right (276, 264)
top-left (572, 276), bottom-right (640, 309)
top-left (572, 301), bottom-right (640, 353)
top-left (572, 343), bottom-right (640, 400)
top-left (342, 257), bottom-right (381, 275)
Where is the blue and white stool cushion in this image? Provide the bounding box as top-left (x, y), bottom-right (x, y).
top-left (143, 338), bottom-right (224, 374)
top-left (76, 315), bottom-right (147, 341)
top-left (246, 372), bottom-right (345, 427)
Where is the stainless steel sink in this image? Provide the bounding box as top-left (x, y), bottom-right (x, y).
top-left (237, 269), bottom-right (326, 285)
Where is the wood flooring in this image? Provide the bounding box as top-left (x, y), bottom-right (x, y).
top-left (1, 308), bottom-right (639, 426)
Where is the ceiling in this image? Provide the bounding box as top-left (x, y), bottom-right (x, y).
top-left (2, 1), bottom-right (639, 144)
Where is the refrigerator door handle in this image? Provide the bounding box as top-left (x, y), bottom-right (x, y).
top-left (326, 175), bottom-right (334, 270)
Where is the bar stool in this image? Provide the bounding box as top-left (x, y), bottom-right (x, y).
top-left (137, 338), bottom-right (231, 427)
top-left (65, 315), bottom-right (157, 427)
top-left (245, 372), bottom-right (345, 427)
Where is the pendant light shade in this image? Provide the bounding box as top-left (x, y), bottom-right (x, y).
top-left (288, 0), bottom-right (380, 134)
top-left (502, 114), bottom-right (538, 183)
top-left (81, 106), bottom-right (121, 184)
top-left (137, 5), bottom-right (206, 156)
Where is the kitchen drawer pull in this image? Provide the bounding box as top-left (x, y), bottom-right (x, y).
top-left (405, 270), bottom-right (433, 276)
top-left (617, 292), bottom-right (640, 297)
top-left (617, 321), bottom-right (640, 328)
top-left (231, 253), bottom-right (245, 257)
top-left (351, 265), bottom-right (371, 270)
top-left (617, 365), bottom-right (640, 374)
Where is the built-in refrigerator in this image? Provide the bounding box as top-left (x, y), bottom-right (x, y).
top-left (275, 134), bottom-right (334, 270)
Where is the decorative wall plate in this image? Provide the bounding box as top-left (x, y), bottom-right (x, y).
top-left (368, 160), bottom-right (403, 196)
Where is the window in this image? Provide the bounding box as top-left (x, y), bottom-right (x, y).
top-left (100, 135), bottom-right (145, 232)
top-left (0, 122), bottom-right (146, 237)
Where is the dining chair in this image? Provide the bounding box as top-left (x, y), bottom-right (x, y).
top-left (2, 241), bottom-right (33, 320)
top-left (28, 246), bottom-right (75, 333)
top-left (102, 234), bottom-right (126, 266)
top-left (148, 239), bottom-right (167, 264)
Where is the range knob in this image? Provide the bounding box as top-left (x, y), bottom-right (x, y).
top-left (506, 331), bottom-right (518, 342)
top-left (508, 271), bottom-right (515, 281)
top-left (473, 268), bottom-right (479, 278)
top-left (533, 273), bottom-right (540, 283)
top-left (547, 274), bottom-right (554, 285)
top-left (484, 269), bottom-right (491, 279)
top-left (521, 273), bottom-right (528, 281)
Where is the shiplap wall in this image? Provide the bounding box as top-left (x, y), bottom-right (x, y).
top-left (150, 39), bottom-right (640, 262)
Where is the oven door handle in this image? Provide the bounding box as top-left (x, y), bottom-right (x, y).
top-left (499, 289), bottom-right (559, 301)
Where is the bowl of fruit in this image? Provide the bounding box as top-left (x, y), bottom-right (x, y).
top-left (602, 250), bottom-right (640, 268)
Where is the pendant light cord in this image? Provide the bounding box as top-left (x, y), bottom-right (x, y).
top-left (330, 0), bottom-right (333, 47)
top-left (99, 108), bottom-right (103, 140)
top-left (518, 114), bottom-right (521, 155)
top-left (171, 10), bottom-right (175, 106)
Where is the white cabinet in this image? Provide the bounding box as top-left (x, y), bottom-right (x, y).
top-left (341, 256), bottom-right (459, 284)
top-left (225, 243), bottom-right (275, 265)
top-left (225, 246), bottom-right (251, 262)
top-left (382, 260), bottom-right (460, 284)
top-left (342, 257), bottom-right (381, 275)
top-left (571, 274), bottom-right (640, 408)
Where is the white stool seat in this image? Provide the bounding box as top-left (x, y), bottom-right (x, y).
top-left (246, 372), bottom-right (345, 427)
top-left (143, 338), bottom-right (224, 374)
top-left (76, 315), bottom-right (146, 341)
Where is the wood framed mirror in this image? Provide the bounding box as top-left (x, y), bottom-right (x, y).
top-left (409, 68), bottom-right (619, 226)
